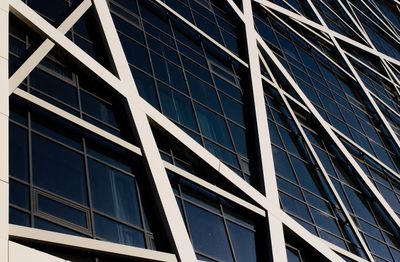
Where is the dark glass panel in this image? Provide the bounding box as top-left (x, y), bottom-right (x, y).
top-left (158, 83), bottom-right (198, 131)
top-left (220, 93), bottom-right (244, 126)
top-left (227, 221), bottom-right (257, 262)
top-left (10, 180), bottom-right (29, 210)
top-left (81, 91), bottom-right (118, 128)
top-left (120, 35), bottom-right (151, 73)
top-left (27, 0), bottom-right (69, 24)
top-left (9, 208), bottom-right (30, 226)
top-left (34, 218), bottom-right (84, 237)
top-left (195, 104), bottom-right (232, 149)
top-left (187, 74), bottom-right (221, 113)
top-left (286, 247), bottom-right (301, 262)
top-left (37, 194), bottom-right (87, 228)
top-left (228, 123), bottom-right (248, 157)
top-left (94, 214), bottom-right (145, 247)
top-left (31, 111), bottom-right (83, 151)
top-left (32, 134), bottom-right (88, 205)
top-left (9, 124), bottom-right (29, 181)
top-left (185, 202), bottom-right (234, 262)
top-left (131, 68), bottom-right (160, 110)
top-left (89, 159), bottom-right (142, 227)
top-left (30, 69), bottom-right (78, 108)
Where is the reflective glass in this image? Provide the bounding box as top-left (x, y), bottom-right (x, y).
top-left (32, 134), bottom-right (88, 205)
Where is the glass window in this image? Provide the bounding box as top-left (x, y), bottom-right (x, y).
top-left (131, 68), bottom-right (159, 109)
top-left (120, 35), bottom-right (151, 73)
top-left (94, 214), bottom-right (145, 247)
top-left (187, 74), bottom-right (221, 113)
top-left (227, 221), bottom-right (257, 262)
top-left (37, 194), bottom-right (87, 228)
top-left (9, 124), bottom-right (29, 181)
top-left (30, 69), bottom-right (78, 108)
top-left (220, 93), bottom-right (244, 126)
top-left (272, 146), bottom-right (297, 183)
top-left (228, 123), bottom-right (248, 157)
top-left (27, 0), bottom-right (69, 24)
top-left (81, 91), bottom-right (118, 128)
top-left (195, 104), bottom-right (233, 149)
top-left (32, 134), bottom-right (88, 205)
top-left (10, 180), bottom-right (29, 210)
top-left (158, 83), bottom-right (198, 131)
top-left (286, 247), bottom-right (301, 262)
top-left (89, 159), bottom-right (142, 227)
top-left (185, 202), bottom-right (234, 262)
top-left (9, 208), bottom-right (30, 227)
top-left (34, 217), bottom-right (85, 237)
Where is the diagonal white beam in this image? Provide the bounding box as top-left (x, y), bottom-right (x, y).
top-left (242, 0), bottom-right (287, 260)
top-left (8, 0), bottom-right (124, 95)
top-left (307, 0), bottom-right (400, 218)
top-left (277, 88), bottom-right (374, 261)
top-left (8, 0), bottom-right (92, 94)
top-left (256, 33), bottom-right (400, 239)
top-left (142, 96), bottom-right (345, 261)
top-left (92, 0), bottom-right (197, 260)
top-left (255, 0), bottom-right (400, 68)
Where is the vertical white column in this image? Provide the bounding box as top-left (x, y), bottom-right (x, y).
top-left (242, 0), bottom-right (287, 260)
top-left (0, 0), bottom-right (9, 261)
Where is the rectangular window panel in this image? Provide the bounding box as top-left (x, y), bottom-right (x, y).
top-left (37, 194), bottom-right (88, 229)
top-left (185, 202), bottom-right (234, 262)
top-left (94, 214), bottom-right (145, 248)
top-left (89, 159), bottom-right (142, 227)
top-left (9, 123), bottom-right (29, 181)
top-left (32, 134), bottom-right (88, 205)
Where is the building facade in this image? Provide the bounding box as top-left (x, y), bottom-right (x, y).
top-left (2, 0), bottom-right (400, 261)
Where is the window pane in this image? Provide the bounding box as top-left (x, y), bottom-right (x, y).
top-left (159, 83), bottom-right (198, 131)
top-left (30, 69), bottom-right (78, 108)
top-left (9, 208), bottom-right (30, 227)
top-left (195, 104), bottom-right (233, 149)
top-left (94, 214), bottom-right (145, 248)
top-left (81, 92), bottom-right (118, 128)
top-left (32, 134), bottom-right (88, 205)
top-left (34, 217), bottom-right (84, 237)
top-left (10, 180), bottom-right (29, 210)
top-left (37, 194), bottom-right (87, 228)
top-left (227, 221), bottom-right (257, 262)
top-left (9, 124), bottom-right (28, 181)
top-left (187, 74), bottom-right (221, 113)
top-left (185, 202), bottom-right (234, 262)
top-left (89, 159), bottom-right (142, 227)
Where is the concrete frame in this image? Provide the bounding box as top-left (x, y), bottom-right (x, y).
top-left (2, 0), bottom-right (400, 261)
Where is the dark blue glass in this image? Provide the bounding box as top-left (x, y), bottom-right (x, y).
top-left (131, 68), bottom-right (159, 109)
top-left (227, 221), bottom-right (257, 262)
top-left (9, 180), bottom-right (29, 210)
top-left (34, 218), bottom-right (84, 237)
top-left (120, 34), bottom-right (151, 73)
top-left (195, 104), bottom-right (233, 149)
top-left (30, 69), bottom-right (78, 108)
top-left (81, 91), bottom-right (118, 128)
top-left (185, 202), bottom-right (234, 262)
top-left (89, 159), bottom-right (142, 227)
top-left (94, 214), bottom-right (145, 247)
top-left (9, 208), bottom-right (30, 226)
top-left (187, 74), bottom-right (221, 113)
top-left (32, 134), bottom-right (88, 205)
top-left (9, 124), bottom-right (28, 181)
top-left (158, 83), bottom-right (198, 131)
top-left (37, 195), bottom-right (87, 228)
top-left (220, 93), bottom-right (244, 126)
